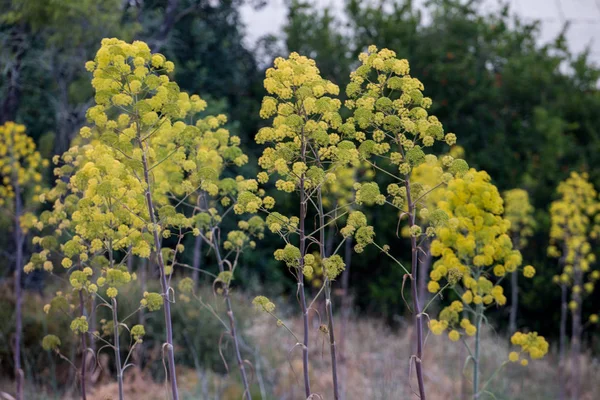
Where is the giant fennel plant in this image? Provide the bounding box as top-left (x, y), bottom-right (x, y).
top-left (26, 38), bottom-right (241, 400)
top-left (503, 188), bottom-right (536, 334)
top-left (0, 122), bottom-right (48, 400)
top-left (235, 52), bottom-right (371, 399)
top-left (548, 171), bottom-right (600, 400)
top-left (427, 169), bottom-right (547, 398)
top-left (171, 110), bottom-right (264, 399)
top-left (343, 45), bottom-right (469, 399)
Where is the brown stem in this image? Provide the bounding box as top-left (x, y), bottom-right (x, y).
top-left (509, 269), bottom-right (518, 335)
top-left (417, 240), bottom-right (431, 308)
top-left (140, 148), bottom-right (179, 400)
top-left (136, 258), bottom-right (147, 367)
top-left (112, 298), bottom-right (124, 400)
top-left (78, 291), bottom-right (88, 400)
top-left (211, 228), bottom-right (252, 399)
top-left (571, 267), bottom-right (583, 400)
top-left (298, 134), bottom-right (312, 398)
top-left (192, 234), bottom-right (203, 286)
top-left (559, 283), bottom-right (567, 400)
top-left (405, 178), bottom-right (427, 400)
top-left (509, 237), bottom-right (521, 335)
top-left (13, 169), bottom-right (24, 400)
top-left (317, 188), bottom-right (339, 400)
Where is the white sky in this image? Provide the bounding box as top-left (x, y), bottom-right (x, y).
top-left (241, 0), bottom-right (600, 64)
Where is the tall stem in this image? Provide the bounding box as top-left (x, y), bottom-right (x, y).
top-left (571, 266), bottom-right (583, 400)
top-left (473, 303), bottom-right (483, 399)
top-left (13, 167), bottom-right (24, 400)
top-left (140, 147), bottom-right (179, 400)
top-left (137, 258), bottom-right (147, 367)
top-left (405, 178), bottom-right (427, 400)
top-left (78, 291), bottom-right (88, 400)
top-left (112, 298), bottom-right (124, 400)
top-left (192, 234), bottom-right (203, 286)
top-left (318, 188), bottom-right (339, 399)
top-left (298, 133), bottom-right (312, 398)
top-left (559, 283), bottom-right (567, 400)
top-left (211, 228), bottom-right (252, 399)
top-left (509, 269), bottom-right (518, 334)
top-left (417, 240), bottom-right (431, 308)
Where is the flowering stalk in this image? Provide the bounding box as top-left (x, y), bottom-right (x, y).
top-left (26, 38), bottom-right (219, 400)
top-left (240, 52), bottom-right (365, 399)
top-left (166, 99), bottom-right (257, 397)
top-left (503, 189), bottom-right (535, 334)
top-left (0, 122), bottom-right (47, 400)
top-left (472, 303), bottom-right (483, 398)
top-left (559, 282), bottom-right (567, 400)
top-left (298, 144), bottom-right (312, 398)
top-left (317, 187), bottom-right (339, 399)
top-left (344, 45), bottom-right (472, 398)
top-left (406, 180), bottom-right (426, 398)
top-left (211, 227), bottom-right (252, 399)
top-left (78, 291), bottom-right (88, 400)
top-left (139, 141), bottom-right (179, 398)
top-left (13, 155), bottom-right (24, 400)
top-left (111, 298), bottom-right (124, 400)
top-left (548, 172), bottom-right (600, 400)
top-left (426, 169), bottom-right (545, 399)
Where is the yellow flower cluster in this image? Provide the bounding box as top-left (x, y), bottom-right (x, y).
top-left (0, 122), bottom-right (48, 208)
top-left (255, 52), bottom-right (360, 196)
top-left (427, 170), bottom-right (532, 338)
top-left (428, 170), bottom-right (525, 297)
top-left (429, 301), bottom-right (477, 339)
top-left (508, 331), bottom-right (549, 366)
top-left (548, 172), bottom-right (600, 324)
top-left (503, 189), bottom-right (536, 249)
top-left (549, 172), bottom-right (600, 284)
top-left (344, 46), bottom-right (468, 193)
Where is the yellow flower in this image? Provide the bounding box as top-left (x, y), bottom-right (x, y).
top-left (523, 265), bottom-right (536, 278)
top-left (427, 281), bottom-right (440, 293)
top-left (448, 330), bottom-right (460, 342)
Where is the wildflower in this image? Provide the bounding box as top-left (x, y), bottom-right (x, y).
top-left (42, 335), bottom-right (61, 351)
top-left (131, 324), bottom-right (145, 343)
top-left (523, 265), bottom-right (536, 278)
top-left (253, 296), bottom-right (275, 313)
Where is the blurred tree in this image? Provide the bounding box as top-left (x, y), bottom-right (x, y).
top-left (0, 0), bottom-right (138, 152)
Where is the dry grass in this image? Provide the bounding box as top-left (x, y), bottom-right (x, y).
top-left (249, 313), bottom-right (600, 400)
top-left (4, 313), bottom-right (600, 399)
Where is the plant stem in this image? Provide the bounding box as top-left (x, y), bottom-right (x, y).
top-left (140, 146), bottom-right (179, 400)
top-left (473, 303), bottom-right (483, 399)
top-left (112, 298), bottom-right (124, 400)
top-left (559, 283), bottom-right (567, 400)
top-left (318, 188), bottom-right (339, 400)
top-left (508, 269), bottom-right (518, 335)
top-left (211, 228), bottom-right (252, 400)
top-left (137, 258), bottom-right (147, 367)
top-left (78, 290), bottom-right (88, 400)
top-left (192, 233), bottom-right (203, 286)
top-left (12, 162), bottom-right (24, 400)
top-left (571, 265), bottom-right (583, 400)
top-left (298, 134), bottom-right (312, 398)
top-left (417, 240), bottom-right (431, 309)
top-left (405, 178), bottom-right (427, 400)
